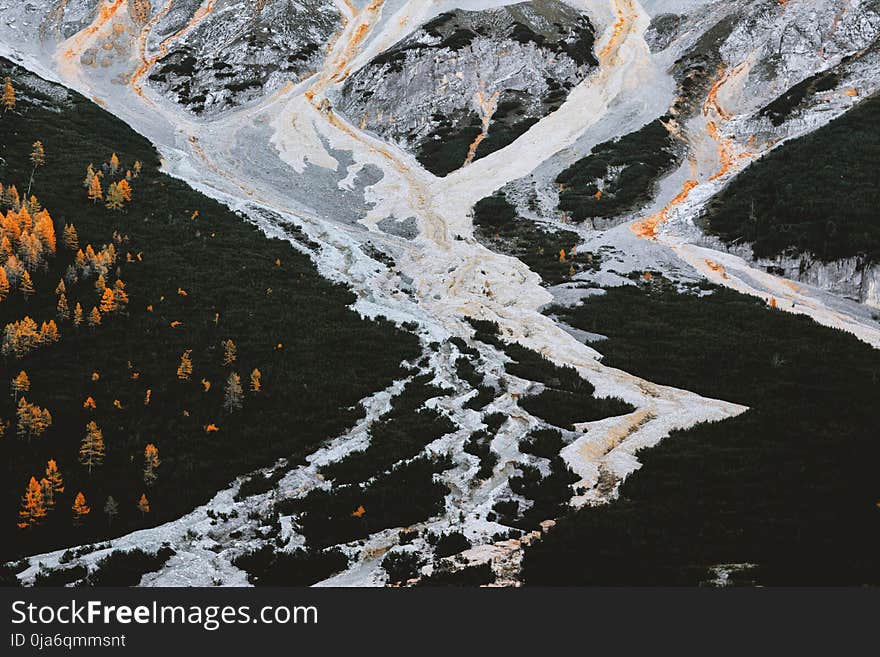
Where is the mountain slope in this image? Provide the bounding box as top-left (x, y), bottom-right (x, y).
top-left (1, 0), bottom-right (879, 586)
top-left (0, 58), bottom-right (417, 561)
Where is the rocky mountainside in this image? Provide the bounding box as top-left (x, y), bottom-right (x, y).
top-left (147, 0), bottom-right (340, 114)
top-left (1, 0), bottom-right (880, 587)
top-left (334, 0), bottom-right (598, 175)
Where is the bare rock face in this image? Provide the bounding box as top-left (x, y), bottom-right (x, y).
top-left (147, 0), bottom-right (339, 114)
top-left (334, 0), bottom-right (598, 177)
top-left (39, 0), bottom-right (104, 39)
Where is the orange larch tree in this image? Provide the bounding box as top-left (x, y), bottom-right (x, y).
top-left (177, 350), bottom-right (193, 380)
top-left (82, 164), bottom-right (96, 189)
top-left (45, 459), bottom-right (64, 495)
top-left (16, 397), bottom-right (52, 441)
top-left (33, 210), bottom-right (56, 254)
top-left (2, 316), bottom-right (40, 357)
top-left (63, 223), bottom-right (79, 251)
top-left (143, 444), bottom-right (160, 486)
top-left (39, 320), bottom-right (60, 344)
top-left (222, 339), bottom-right (237, 366)
top-left (112, 279), bottom-right (129, 309)
top-left (105, 182), bottom-right (125, 211)
top-left (99, 287), bottom-right (117, 314)
top-left (2, 77), bottom-right (14, 112)
top-left (11, 370), bottom-right (30, 400)
top-left (19, 270), bottom-right (35, 299)
top-left (87, 306), bottom-right (101, 329)
top-left (0, 267), bottom-right (9, 301)
top-left (117, 178), bottom-right (132, 202)
top-left (17, 477), bottom-right (47, 529)
top-left (79, 420), bottom-right (105, 474)
top-left (57, 292), bottom-right (70, 321)
top-left (71, 492), bottom-right (90, 525)
top-left (137, 493), bottom-right (150, 516)
top-left (87, 174), bottom-right (103, 202)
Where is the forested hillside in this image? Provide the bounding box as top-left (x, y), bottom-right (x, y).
top-left (0, 61), bottom-right (418, 560)
top-left (702, 93), bottom-right (880, 262)
top-left (525, 278), bottom-right (880, 585)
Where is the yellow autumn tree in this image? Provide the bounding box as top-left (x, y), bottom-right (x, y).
top-left (73, 302), bottom-right (84, 326)
top-left (3, 316), bottom-right (40, 358)
top-left (105, 182), bottom-right (125, 210)
top-left (17, 477), bottom-right (47, 529)
top-left (39, 320), bottom-right (60, 344)
top-left (250, 368), bottom-right (261, 393)
top-left (29, 141), bottom-right (45, 167)
top-left (72, 492), bottom-right (90, 525)
top-left (16, 397), bottom-right (52, 441)
top-left (137, 493), bottom-right (150, 516)
top-left (11, 370), bottom-right (29, 400)
top-left (0, 267), bottom-right (8, 301)
top-left (99, 287), bottom-right (116, 314)
top-left (80, 420), bottom-right (105, 474)
top-left (63, 223), bottom-right (78, 251)
top-left (34, 210), bottom-right (56, 254)
top-left (117, 178), bottom-right (132, 202)
top-left (57, 292), bottom-right (69, 321)
top-left (112, 278), bottom-right (129, 309)
top-left (82, 164), bottom-right (95, 189)
top-left (177, 349), bottom-right (193, 380)
top-left (87, 306), bottom-right (101, 329)
top-left (2, 183), bottom-right (20, 208)
top-left (0, 235), bottom-right (12, 261)
top-left (222, 339), bottom-right (237, 366)
top-left (2, 77), bottom-right (14, 112)
top-left (19, 270), bottom-right (35, 299)
top-left (143, 443), bottom-right (160, 486)
top-left (87, 174), bottom-right (103, 202)
top-left (45, 459), bottom-right (64, 495)
top-left (109, 152), bottom-right (120, 175)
